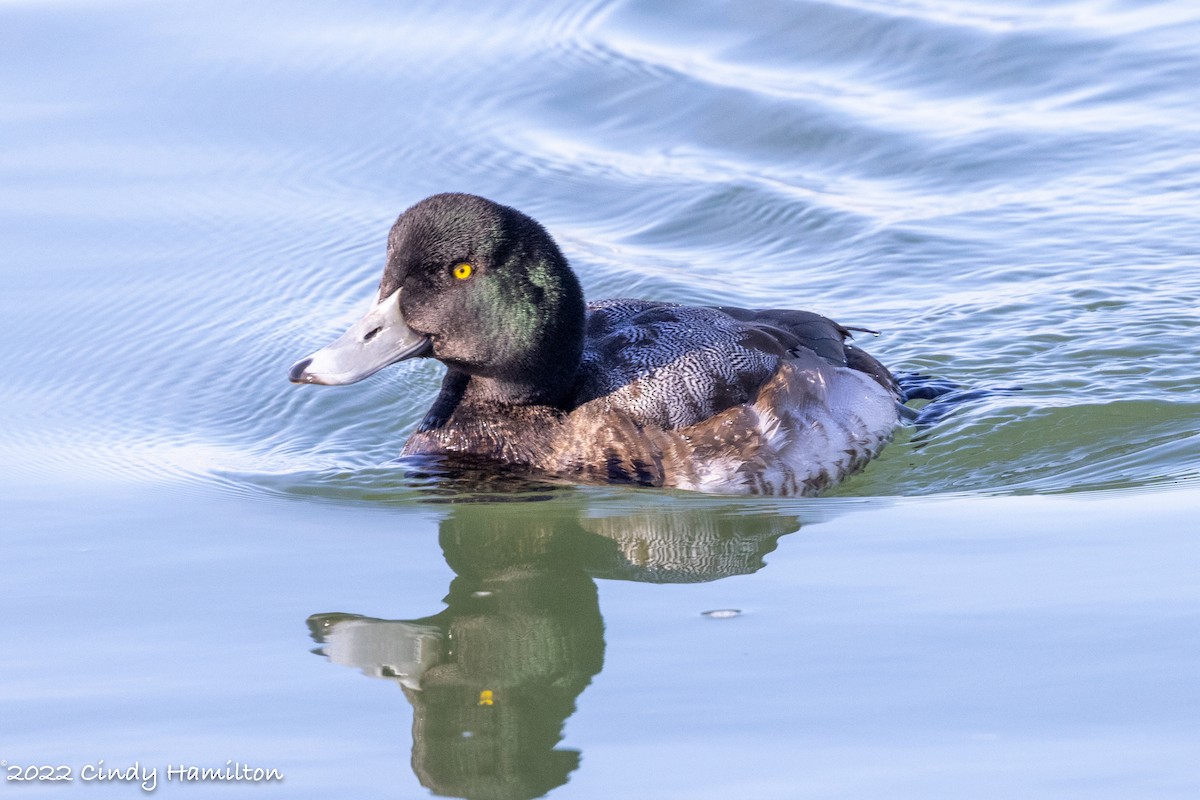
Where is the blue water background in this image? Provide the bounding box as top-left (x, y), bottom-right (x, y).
top-left (2, 0), bottom-right (1199, 797)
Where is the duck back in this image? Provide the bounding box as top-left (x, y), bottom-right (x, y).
top-left (573, 300), bottom-right (783, 429)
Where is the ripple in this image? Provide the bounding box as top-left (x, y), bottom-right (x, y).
top-left (831, 398), bottom-right (1200, 497)
top-left (5, 0), bottom-right (1200, 506)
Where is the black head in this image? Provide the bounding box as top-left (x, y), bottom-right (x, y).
top-left (290, 194), bottom-right (586, 403)
top-left (381, 194), bottom-right (586, 405)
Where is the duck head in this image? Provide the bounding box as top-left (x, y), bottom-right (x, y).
top-left (289, 193), bottom-right (586, 406)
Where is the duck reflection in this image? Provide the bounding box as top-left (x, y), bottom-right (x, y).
top-left (307, 500), bottom-right (798, 799)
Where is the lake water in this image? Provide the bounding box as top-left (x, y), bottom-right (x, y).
top-left (2, 0), bottom-right (1198, 797)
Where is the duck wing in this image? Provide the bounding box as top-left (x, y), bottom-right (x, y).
top-left (574, 299), bottom-right (896, 431)
top-left (712, 305), bottom-right (900, 397)
top-left (573, 299), bottom-right (780, 429)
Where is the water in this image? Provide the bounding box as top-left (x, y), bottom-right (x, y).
top-left (2, 0), bottom-right (1198, 797)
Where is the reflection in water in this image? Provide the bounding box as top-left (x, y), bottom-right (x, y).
top-left (308, 501), bottom-right (798, 799)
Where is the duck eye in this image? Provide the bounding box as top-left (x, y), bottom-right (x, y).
top-left (452, 262), bottom-right (474, 280)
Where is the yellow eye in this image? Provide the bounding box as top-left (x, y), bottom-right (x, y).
top-left (452, 262), bottom-right (474, 280)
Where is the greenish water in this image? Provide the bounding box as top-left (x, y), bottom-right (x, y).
top-left (2, 0), bottom-right (1199, 798)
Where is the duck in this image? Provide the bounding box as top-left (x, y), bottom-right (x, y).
top-left (289, 193), bottom-right (902, 495)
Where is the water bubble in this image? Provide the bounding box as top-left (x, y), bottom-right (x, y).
top-left (701, 609), bottom-right (742, 619)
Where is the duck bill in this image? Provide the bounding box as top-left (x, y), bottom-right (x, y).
top-left (289, 288), bottom-right (431, 385)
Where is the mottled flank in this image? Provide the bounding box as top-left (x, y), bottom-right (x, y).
top-left (294, 193), bottom-right (904, 495)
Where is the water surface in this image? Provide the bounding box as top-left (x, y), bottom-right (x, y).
top-left (2, 0), bottom-right (1198, 797)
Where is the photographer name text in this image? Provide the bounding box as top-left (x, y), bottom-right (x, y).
top-left (3, 760), bottom-right (283, 792)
